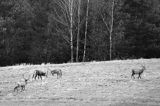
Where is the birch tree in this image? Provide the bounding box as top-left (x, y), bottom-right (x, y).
top-left (52, 0), bottom-right (76, 62)
top-left (83, 0), bottom-right (90, 62)
top-left (100, 0), bottom-right (115, 60)
top-left (76, 0), bottom-right (81, 62)
top-left (69, 0), bottom-right (74, 62)
top-left (109, 0), bottom-right (114, 60)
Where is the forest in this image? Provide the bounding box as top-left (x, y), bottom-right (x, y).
top-left (0, 0), bottom-right (160, 66)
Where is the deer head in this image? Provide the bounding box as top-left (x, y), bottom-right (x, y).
top-left (23, 74), bottom-right (30, 84)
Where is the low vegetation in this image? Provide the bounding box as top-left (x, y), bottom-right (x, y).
top-left (0, 59), bottom-right (160, 106)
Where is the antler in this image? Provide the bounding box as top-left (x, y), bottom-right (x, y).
top-left (137, 62), bottom-right (145, 68)
top-left (22, 74), bottom-right (30, 80)
top-left (139, 63), bottom-right (146, 70)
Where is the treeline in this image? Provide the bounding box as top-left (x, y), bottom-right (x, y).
top-left (0, 0), bottom-right (160, 66)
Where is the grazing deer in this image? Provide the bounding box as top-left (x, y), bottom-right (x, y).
top-left (50, 69), bottom-right (62, 79)
top-left (32, 70), bottom-right (48, 80)
top-left (131, 65), bottom-right (146, 79)
top-left (14, 74), bottom-right (30, 92)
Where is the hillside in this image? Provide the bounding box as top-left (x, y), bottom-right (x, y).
top-left (0, 59), bottom-right (160, 106)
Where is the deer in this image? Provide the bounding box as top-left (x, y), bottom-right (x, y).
top-left (131, 65), bottom-right (146, 79)
top-left (14, 74), bottom-right (30, 92)
top-left (50, 69), bottom-right (62, 79)
top-left (32, 70), bottom-right (48, 80)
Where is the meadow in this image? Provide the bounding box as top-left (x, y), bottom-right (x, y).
top-left (0, 59), bottom-right (160, 106)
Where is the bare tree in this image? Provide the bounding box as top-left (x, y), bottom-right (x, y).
top-left (52, 0), bottom-right (76, 62)
top-left (83, 0), bottom-right (90, 62)
top-left (69, 0), bottom-right (74, 62)
top-left (109, 0), bottom-right (115, 60)
top-left (76, 0), bottom-right (81, 62)
top-left (100, 0), bottom-right (115, 60)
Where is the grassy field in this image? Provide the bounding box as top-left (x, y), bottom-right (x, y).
top-left (0, 59), bottom-right (160, 106)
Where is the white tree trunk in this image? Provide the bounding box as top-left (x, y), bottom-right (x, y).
top-left (109, 0), bottom-right (114, 60)
top-left (76, 0), bottom-right (81, 62)
top-left (83, 0), bottom-right (90, 62)
top-left (100, 0), bottom-right (115, 60)
top-left (52, 0), bottom-right (76, 62)
top-left (69, 0), bottom-right (74, 62)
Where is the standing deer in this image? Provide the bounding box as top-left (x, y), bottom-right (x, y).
top-left (131, 65), bottom-right (146, 79)
top-left (14, 74), bottom-right (30, 92)
top-left (50, 69), bottom-right (62, 79)
top-left (32, 70), bottom-right (48, 80)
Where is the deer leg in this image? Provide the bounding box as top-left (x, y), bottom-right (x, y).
top-left (61, 72), bottom-right (62, 78)
top-left (131, 73), bottom-right (135, 79)
top-left (133, 75), bottom-right (135, 79)
top-left (14, 86), bottom-right (19, 92)
top-left (15, 88), bottom-right (18, 92)
top-left (21, 87), bottom-right (23, 91)
top-left (138, 74), bottom-right (140, 79)
top-left (57, 74), bottom-right (58, 79)
top-left (32, 74), bottom-right (35, 79)
top-left (38, 75), bottom-right (40, 79)
top-left (138, 73), bottom-right (141, 79)
top-left (35, 74), bottom-right (37, 80)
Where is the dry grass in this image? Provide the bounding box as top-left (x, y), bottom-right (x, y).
top-left (0, 58), bottom-right (160, 106)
